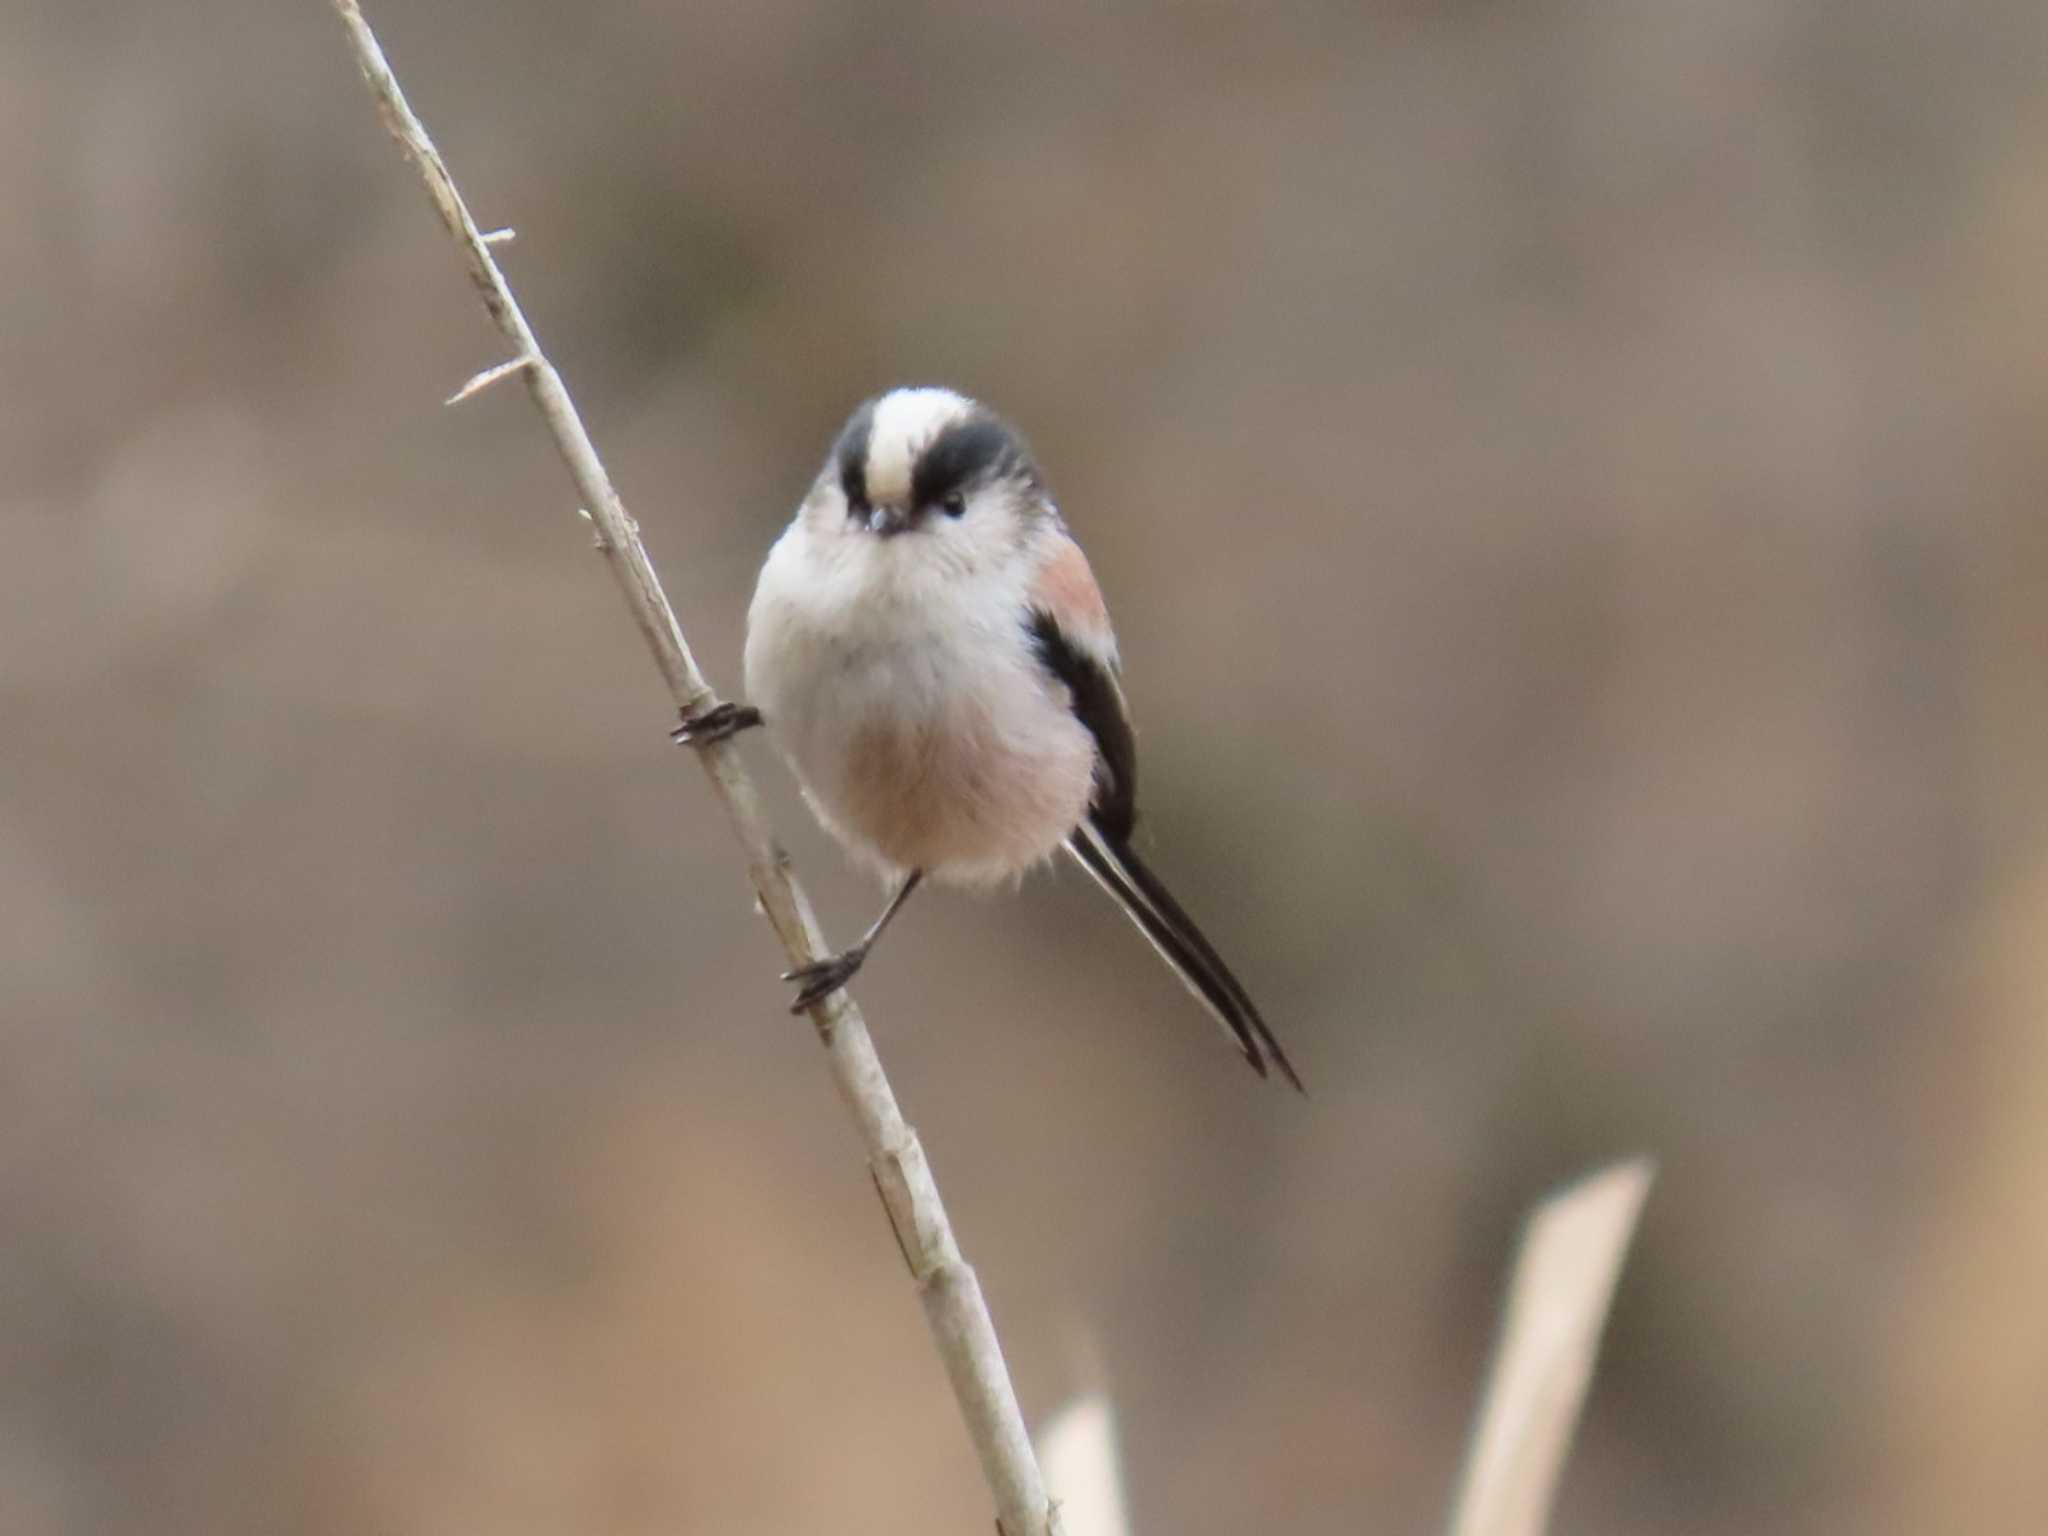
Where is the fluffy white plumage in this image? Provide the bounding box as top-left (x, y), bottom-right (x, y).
top-left (745, 388), bottom-right (1099, 884)
top-left (739, 386), bottom-right (1301, 1087)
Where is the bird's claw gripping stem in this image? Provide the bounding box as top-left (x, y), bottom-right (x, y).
top-left (782, 946), bottom-right (869, 1012)
top-left (671, 700), bottom-right (762, 747)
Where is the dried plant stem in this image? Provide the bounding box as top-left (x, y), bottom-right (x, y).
top-left (1037, 1394), bottom-right (1131, 1536)
top-left (1448, 1159), bottom-right (1655, 1536)
top-left (328, 6), bottom-right (1060, 1532)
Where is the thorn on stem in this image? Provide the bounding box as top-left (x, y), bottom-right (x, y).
top-left (480, 227), bottom-right (516, 245)
top-left (446, 354), bottom-right (532, 405)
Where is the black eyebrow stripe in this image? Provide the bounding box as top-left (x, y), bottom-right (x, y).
top-left (911, 414), bottom-right (1024, 509)
top-left (833, 397), bottom-right (878, 508)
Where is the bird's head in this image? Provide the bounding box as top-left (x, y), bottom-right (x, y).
top-left (801, 387), bottom-right (1050, 563)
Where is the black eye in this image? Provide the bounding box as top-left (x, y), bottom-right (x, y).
top-left (939, 490), bottom-right (967, 517)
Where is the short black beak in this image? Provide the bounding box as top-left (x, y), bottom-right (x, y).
top-left (866, 503), bottom-right (912, 537)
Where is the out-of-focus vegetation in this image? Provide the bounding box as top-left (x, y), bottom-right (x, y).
top-left (5, 2), bottom-right (2046, 1532)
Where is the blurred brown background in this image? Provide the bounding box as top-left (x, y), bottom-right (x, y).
top-left (6, 1), bottom-right (2047, 1532)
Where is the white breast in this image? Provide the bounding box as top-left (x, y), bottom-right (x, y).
top-left (744, 523), bottom-right (1097, 886)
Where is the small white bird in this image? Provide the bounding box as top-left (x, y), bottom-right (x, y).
top-left (681, 387), bottom-right (1300, 1089)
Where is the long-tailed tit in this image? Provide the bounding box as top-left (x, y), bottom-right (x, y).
top-left (680, 387), bottom-right (1300, 1089)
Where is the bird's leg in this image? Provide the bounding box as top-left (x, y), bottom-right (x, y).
top-left (670, 699), bottom-right (762, 747)
top-left (783, 869), bottom-right (925, 1012)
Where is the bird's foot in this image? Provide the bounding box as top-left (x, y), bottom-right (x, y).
top-left (670, 700), bottom-right (762, 747)
top-left (782, 945), bottom-right (868, 1012)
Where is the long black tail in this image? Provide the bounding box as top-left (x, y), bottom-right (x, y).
top-left (1065, 818), bottom-right (1304, 1092)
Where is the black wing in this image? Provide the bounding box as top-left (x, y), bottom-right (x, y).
top-left (1027, 608), bottom-right (1303, 1091)
top-left (1026, 609), bottom-right (1137, 840)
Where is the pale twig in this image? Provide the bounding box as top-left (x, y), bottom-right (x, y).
top-left (327, 5), bottom-right (1061, 1532)
top-left (1447, 1159), bottom-right (1655, 1536)
top-left (1037, 1394), bottom-right (1132, 1536)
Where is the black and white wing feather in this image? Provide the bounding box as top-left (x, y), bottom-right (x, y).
top-left (1027, 605), bottom-right (1304, 1091)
